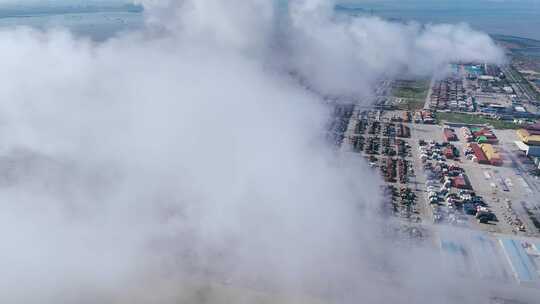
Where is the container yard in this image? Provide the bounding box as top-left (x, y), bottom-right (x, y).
top-left (349, 47), bottom-right (540, 299)
top-left (341, 59), bottom-right (540, 294)
top-left (341, 106), bottom-right (540, 237)
top-left (426, 63), bottom-right (537, 122)
top-left (429, 77), bottom-right (472, 111)
top-left (344, 109), bottom-right (419, 221)
top-left (337, 91), bottom-right (540, 295)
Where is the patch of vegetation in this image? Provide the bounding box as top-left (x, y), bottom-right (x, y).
top-left (395, 99), bottom-right (426, 110)
top-left (393, 85), bottom-right (428, 100)
top-left (435, 112), bottom-right (522, 129)
top-left (392, 80), bottom-right (429, 110)
top-left (510, 67), bottom-right (540, 100)
top-left (492, 34), bottom-right (540, 49)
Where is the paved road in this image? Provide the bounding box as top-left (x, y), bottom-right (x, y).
top-left (423, 76), bottom-right (435, 110)
top-left (502, 65), bottom-right (537, 103)
top-left (503, 146), bottom-right (539, 193)
top-left (500, 144), bottom-right (540, 234)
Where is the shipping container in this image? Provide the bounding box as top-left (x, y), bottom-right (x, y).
top-left (470, 127), bottom-right (482, 133)
top-left (452, 175), bottom-right (470, 189)
top-left (397, 124), bottom-right (410, 138)
top-left (527, 145), bottom-right (540, 157)
top-left (527, 129), bottom-right (540, 136)
top-left (517, 129), bottom-right (540, 146)
top-left (473, 128), bottom-right (498, 144)
top-left (402, 112), bottom-right (411, 123)
top-left (476, 136), bottom-right (488, 144)
top-left (443, 128), bottom-right (458, 141)
top-left (490, 156), bottom-right (503, 166)
top-left (525, 122), bottom-right (540, 132)
top-left (444, 147), bottom-right (454, 159)
top-left (480, 143), bottom-right (496, 159)
top-left (480, 144), bottom-right (503, 166)
top-left (470, 143), bottom-right (489, 164)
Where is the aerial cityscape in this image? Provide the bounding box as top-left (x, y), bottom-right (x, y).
top-left (1, 1), bottom-right (540, 303)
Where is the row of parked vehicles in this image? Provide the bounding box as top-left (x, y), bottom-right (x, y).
top-left (418, 140), bottom-right (459, 163)
top-left (422, 143), bottom-right (497, 225)
top-left (326, 104), bottom-right (354, 147)
top-left (384, 185), bottom-right (419, 220)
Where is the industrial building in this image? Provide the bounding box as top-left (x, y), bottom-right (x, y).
top-left (514, 141), bottom-right (540, 157)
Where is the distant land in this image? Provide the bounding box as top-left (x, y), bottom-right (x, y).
top-left (0, 3), bottom-right (143, 18)
top-left (0, 3), bottom-right (143, 41)
top-left (334, 4), bottom-right (364, 13)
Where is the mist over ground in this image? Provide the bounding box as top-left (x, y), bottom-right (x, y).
top-left (0, 0), bottom-right (522, 303)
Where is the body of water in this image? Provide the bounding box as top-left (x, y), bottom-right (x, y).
top-left (0, 4), bottom-right (143, 40)
top-left (338, 0), bottom-right (540, 41)
top-left (0, 1), bottom-right (539, 42)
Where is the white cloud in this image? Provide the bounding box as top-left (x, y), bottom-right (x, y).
top-left (0, 1), bottom-right (522, 303)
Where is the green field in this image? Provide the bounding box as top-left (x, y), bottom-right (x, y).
top-left (394, 98), bottom-right (426, 110)
top-left (435, 112), bottom-right (522, 129)
top-left (492, 34), bottom-right (540, 49)
top-left (392, 80), bottom-right (429, 110)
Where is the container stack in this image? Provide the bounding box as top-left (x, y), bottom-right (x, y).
top-left (516, 129), bottom-right (540, 146)
top-left (452, 174), bottom-right (470, 189)
top-left (469, 143), bottom-right (489, 165)
top-left (443, 128), bottom-right (458, 142)
top-left (480, 143), bottom-right (503, 166)
top-left (471, 127), bottom-right (498, 144)
top-left (461, 127), bottom-right (474, 142)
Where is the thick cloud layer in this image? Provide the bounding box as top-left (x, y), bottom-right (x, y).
top-left (141, 0), bottom-right (504, 97)
top-left (0, 1), bottom-right (518, 303)
top-left (287, 3), bottom-right (505, 96)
